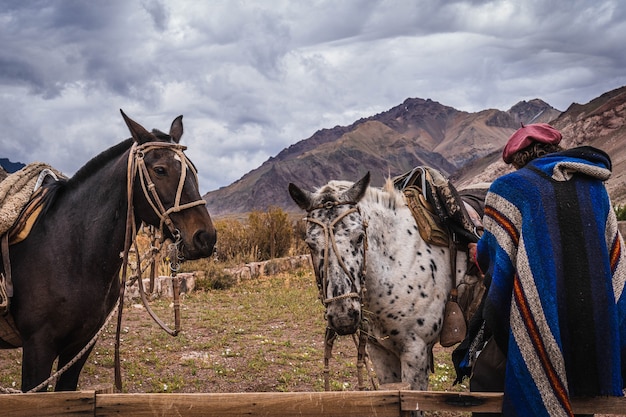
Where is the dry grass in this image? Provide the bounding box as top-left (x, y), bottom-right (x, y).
top-left (0, 267), bottom-right (468, 416)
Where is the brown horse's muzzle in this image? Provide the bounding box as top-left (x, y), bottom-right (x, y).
top-left (177, 218), bottom-right (216, 260)
top-left (189, 229), bottom-right (217, 259)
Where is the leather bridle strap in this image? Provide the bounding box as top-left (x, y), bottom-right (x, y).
top-left (309, 201), bottom-right (373, 391)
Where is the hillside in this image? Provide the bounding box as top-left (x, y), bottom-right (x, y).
top-left (0, 158), bottom-right (25, 174)
top-left (204, 97), bottom-right (560, 217)
top-left (453, 86), bottom-right (626, 205)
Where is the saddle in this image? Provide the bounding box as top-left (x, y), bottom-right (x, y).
top-left (1, 165), bottom-right (61, 346)
top-left (393, 166), bottom-right (488, 347)
top-left (393, 166), bottom-right (483, 246)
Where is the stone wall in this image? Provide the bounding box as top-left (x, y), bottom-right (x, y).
top-left (223, 255), bottom-right (312, 283)
top-left (124, 255), bottom-right (312, 301)
top-left (124, 272), bottom-right (197, 302)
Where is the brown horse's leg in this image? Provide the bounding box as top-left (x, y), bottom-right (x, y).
top-left (54, 344), bottom-right (96, 391)
top-left (21, 342), bottom-right (57, 392)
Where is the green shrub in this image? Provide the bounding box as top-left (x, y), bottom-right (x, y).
top-left (615, 205), bottom-right (626, 221)
top-left (248, 206), bottom-right (293, 260)
top-left (193, 262), bottom-right (237, 291)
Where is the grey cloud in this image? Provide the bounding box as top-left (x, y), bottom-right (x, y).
top-left (1, 0), bottom-right (626, 194)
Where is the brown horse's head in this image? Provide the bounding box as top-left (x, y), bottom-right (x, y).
top-left (121, 110), bottom-right (216, 260)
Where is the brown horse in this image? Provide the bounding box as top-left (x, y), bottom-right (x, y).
top-left (0, 110), bottom-right (216, 391)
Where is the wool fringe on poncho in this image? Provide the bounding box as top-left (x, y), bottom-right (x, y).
top-left (477, 146), bottom-right (626, 417)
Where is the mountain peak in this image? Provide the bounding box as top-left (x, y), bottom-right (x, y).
top-left (204, 97), bottom-right (543, 217)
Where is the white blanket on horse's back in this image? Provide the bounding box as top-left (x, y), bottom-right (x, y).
top-left (0, 162), bottom-right (62, 236)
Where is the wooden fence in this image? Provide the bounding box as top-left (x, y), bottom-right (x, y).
top-left (2, 389), bottom-right (625, 416)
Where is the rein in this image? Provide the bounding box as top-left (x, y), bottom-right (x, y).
top-left (305, 201), bottom-right (373, 390)
top-left (114, 141), bottom-right (206, 391)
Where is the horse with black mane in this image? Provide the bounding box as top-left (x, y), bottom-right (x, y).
top-left (0, 111), bottom-right (216, 392)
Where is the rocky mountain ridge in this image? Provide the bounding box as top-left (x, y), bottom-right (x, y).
top-left (453, 86), bottom-right (626, 205)
top-left (0, 158), bottom-right (25, 175)
top-left (203, 96), bottom-right (563, 217)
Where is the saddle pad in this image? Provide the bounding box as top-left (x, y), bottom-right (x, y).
top-left (0, 163), bottom-right (61, 236)
top-left (0, 312), bottom-right (22, 347)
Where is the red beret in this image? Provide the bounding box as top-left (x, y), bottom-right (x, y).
top-left (502, 123), bottom-right (562, 163)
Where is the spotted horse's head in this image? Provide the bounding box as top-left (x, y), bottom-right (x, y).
top-left (288, 172), bottom-right (370, 335)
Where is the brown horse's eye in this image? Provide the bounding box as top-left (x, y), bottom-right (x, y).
top-left (154, 166), bottom-right (167, 176)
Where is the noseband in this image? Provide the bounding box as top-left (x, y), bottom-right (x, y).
top-left (305, 201), bottom-right (368, 306)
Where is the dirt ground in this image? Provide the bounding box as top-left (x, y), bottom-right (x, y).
top-left (0, 270), bottom-right (622, 416)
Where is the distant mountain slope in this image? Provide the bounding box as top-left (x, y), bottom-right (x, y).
top-left (0, 158), bottom-right (25, 174)
top-left (453, 86), bottom-right (626, 205)
top-left (204, 97), bottom-right (560, 217)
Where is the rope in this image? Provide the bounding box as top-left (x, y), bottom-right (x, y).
top-left (307, 202), bottom-right (376, 391)
top-left (304, 204), bottom-right (365, 305)
top-left (0, 299), bottom-right (120, 394)
top-left (114, 141), bottom-right (205, 391)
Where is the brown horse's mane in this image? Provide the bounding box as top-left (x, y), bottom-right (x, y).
top-left (68, 138), bottom-right (134, 188)
top-left (42, 133), bottom-right (176, 213)
top-left (37, 138), bottom-right (134, 217)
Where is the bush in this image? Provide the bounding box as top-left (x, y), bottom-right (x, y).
top-left (169, 207), bottom-right (311, 291)
top-left (183, 259), bottom-right (236, 291)
top-left (212, 218), bottom-right (257, 263)
top-left (247, 206), bottom-right (293, 260)
top-left (615, 205), bottom-right (626, 221)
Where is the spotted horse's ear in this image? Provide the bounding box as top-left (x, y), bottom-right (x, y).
top-left (288, 182), bottom-right (314, 211)
top-left (342, 172), bottom-right (370, 204)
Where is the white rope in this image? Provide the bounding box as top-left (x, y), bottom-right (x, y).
top-left (0, 299), bottom-right (120, 394)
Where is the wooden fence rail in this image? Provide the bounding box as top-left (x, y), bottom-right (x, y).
top-left (1, 390), bottom-right (625, 416)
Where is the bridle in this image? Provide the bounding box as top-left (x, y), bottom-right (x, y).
top-left (305, 200), bottom-right (374, 391)
top-left (1, 140), bottom-right (209, 394)
top-left (115, 140), bottom-right (207, 391)
top-left (130, 141), bottom-right (207, 239)
top-left (304, 201), bottom-right (368, 306)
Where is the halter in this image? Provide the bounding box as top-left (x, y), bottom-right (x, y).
top-left (305, 200), bottom-right (373, 391)
top-left (305, 201), bottom-right (368, 305)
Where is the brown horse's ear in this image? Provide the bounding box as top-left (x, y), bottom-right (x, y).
top-left (169, 115), bottom-right (183, 143)
top-left (288, 183), bottom-right (313, 211)
top-left (120, 109), bottom-right (153, 144)
top-left (343, 171), bottom-right (370, 203)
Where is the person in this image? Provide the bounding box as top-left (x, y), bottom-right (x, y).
top-left (465, 123), bottom-right (626, 417)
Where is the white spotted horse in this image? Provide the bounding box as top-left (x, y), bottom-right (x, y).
top-left (289, 171), bottom-right (485, 397)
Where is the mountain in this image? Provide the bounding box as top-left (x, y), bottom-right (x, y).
top-left (452, 86), bottom-right (626, 205)
top-left (0, 158), bottom-right (25, 174)
top-left (204, 97), bottom-right (560, 217)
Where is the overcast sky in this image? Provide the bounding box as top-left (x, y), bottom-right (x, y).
top-left (1, 0), bottom-right (625, 193)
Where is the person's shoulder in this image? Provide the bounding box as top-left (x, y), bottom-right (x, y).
top-left (490, 168), bottom-right (528, 187)
top-left (559, 146), bottom-right (612, 170)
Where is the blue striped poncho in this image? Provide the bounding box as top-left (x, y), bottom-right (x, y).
top-left (477, 146), bottom-right (626, 417)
